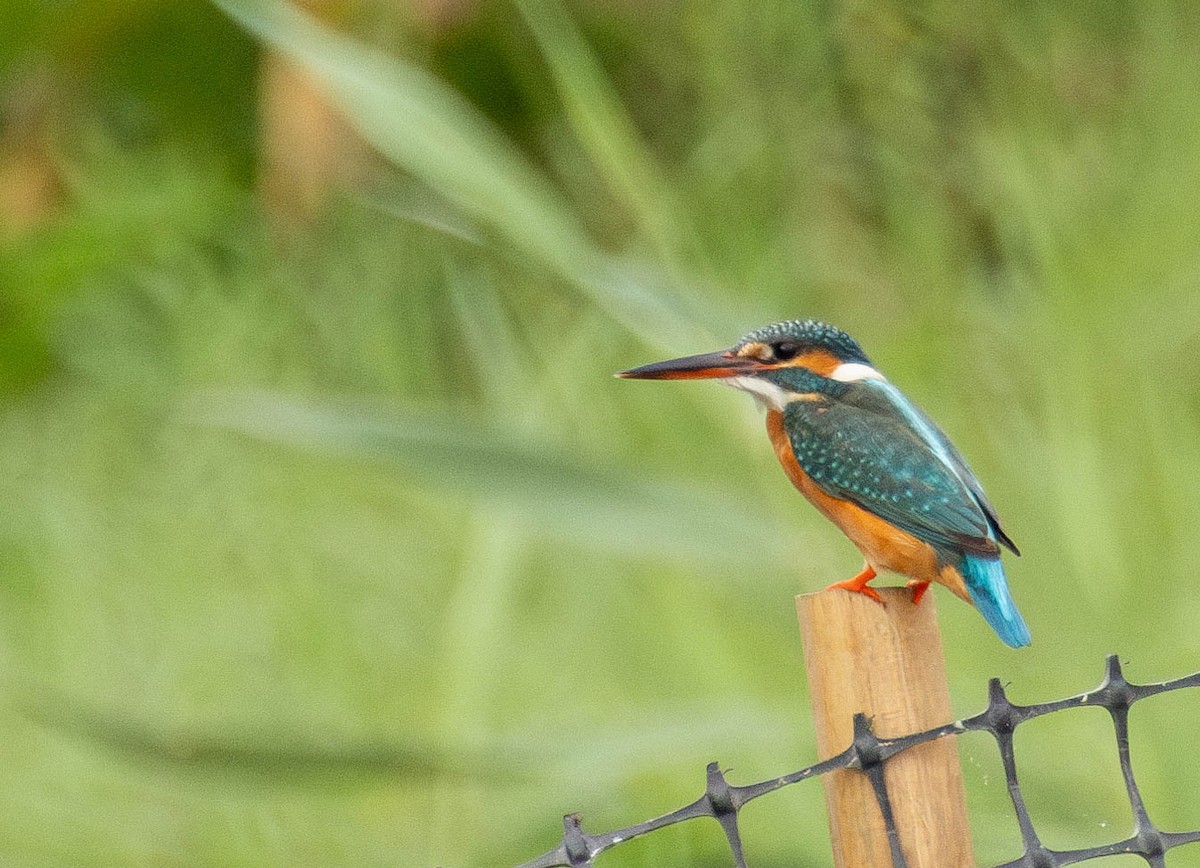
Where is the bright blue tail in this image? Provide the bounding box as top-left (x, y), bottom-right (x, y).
top-left (961, 555), bottom-right (1031, 648)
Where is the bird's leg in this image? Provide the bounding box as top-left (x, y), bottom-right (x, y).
top-left (906, 579), bottom-right (931, 606)
top-left (825, 564), bottom-right (882, 604)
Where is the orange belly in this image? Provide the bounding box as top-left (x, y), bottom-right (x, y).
top-left (766, 409), bottom-right (970, 602)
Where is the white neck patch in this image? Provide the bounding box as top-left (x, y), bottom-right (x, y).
top-left (830, 362), bottom-right (885, 383)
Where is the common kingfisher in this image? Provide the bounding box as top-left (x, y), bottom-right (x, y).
top-left (618, 320), bottom-right (1030, 648)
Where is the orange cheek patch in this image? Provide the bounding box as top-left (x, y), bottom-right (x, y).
top-left (789, 349), bottom-right (842, 376)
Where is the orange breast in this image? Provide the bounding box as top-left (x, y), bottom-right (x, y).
top-left (765, 409), bottom-right (970, 601)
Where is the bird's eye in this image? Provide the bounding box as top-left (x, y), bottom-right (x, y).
top-left (771, 341), bottom-right (800, 361)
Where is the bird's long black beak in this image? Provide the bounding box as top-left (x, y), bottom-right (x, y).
top-left (616, 349), bottom-right (762, 380)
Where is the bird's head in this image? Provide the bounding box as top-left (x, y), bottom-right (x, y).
top-left (616, 319), bottom-right (880, 409)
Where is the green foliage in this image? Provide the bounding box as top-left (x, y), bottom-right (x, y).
top-left (2, 0), bottom-right (1200, 865)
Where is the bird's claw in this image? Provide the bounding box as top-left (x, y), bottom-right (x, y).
top-left (825, 566), bottom-right (883, 604)
top-left (906, 580), bottom-right (931, 606)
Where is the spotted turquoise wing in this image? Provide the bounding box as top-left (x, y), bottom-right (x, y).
top-left (781, 384), bottom-right (998, 556)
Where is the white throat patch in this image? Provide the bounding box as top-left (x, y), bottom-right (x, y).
top-left (725, 376), bottom-right (790, 410)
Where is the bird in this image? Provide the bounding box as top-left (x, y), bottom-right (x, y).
top-left (617, 319), bottom-right (1030, 648)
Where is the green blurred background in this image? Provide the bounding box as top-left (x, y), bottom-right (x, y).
top-left (2, 0), bottom-right (1199, 864)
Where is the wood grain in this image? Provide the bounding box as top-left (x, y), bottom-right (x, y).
top-left (797, 586), bottom-right (972, 867)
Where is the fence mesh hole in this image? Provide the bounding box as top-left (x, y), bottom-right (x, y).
top-left (1012, 706), bottom-right (1135, 853)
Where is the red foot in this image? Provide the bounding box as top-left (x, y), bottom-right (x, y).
top-left (907, 580), bottom-right (931, 606)
top-left (825, 565), bottom-right (882, 604)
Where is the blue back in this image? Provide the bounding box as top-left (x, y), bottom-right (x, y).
top-left (777, 375), bottom-right (1030, 646)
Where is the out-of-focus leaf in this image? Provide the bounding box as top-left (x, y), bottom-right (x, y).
top-left (191, 390), bottom-right (804, 571)
top-left (212, 0), bottom-right (719, 351)
top-left (19, 682), bottom-right (516, 783)
top-left (515, 0), bottom-right (689, 265)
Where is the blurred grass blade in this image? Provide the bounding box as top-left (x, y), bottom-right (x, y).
top-left (515, 0), bottom-right (689, 264)
top-left (440, 513), bottom-right (523, 744)
top-left (357, 179), bottom-right (485, 246)
top-left (19, 682), bottom-right (521, 782)
top-left (445, 263), bottom-right (534, 409)
top-left (192, 390), bottom-right (801, 571)
top-left (212, 0), bottom-right (713, 349)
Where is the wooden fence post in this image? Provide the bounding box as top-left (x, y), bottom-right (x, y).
top-left (797, 586), bottom-right (972, 867)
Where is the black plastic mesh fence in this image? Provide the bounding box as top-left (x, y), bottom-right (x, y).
top-left (518, 655), bottom-right (1200, 868)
